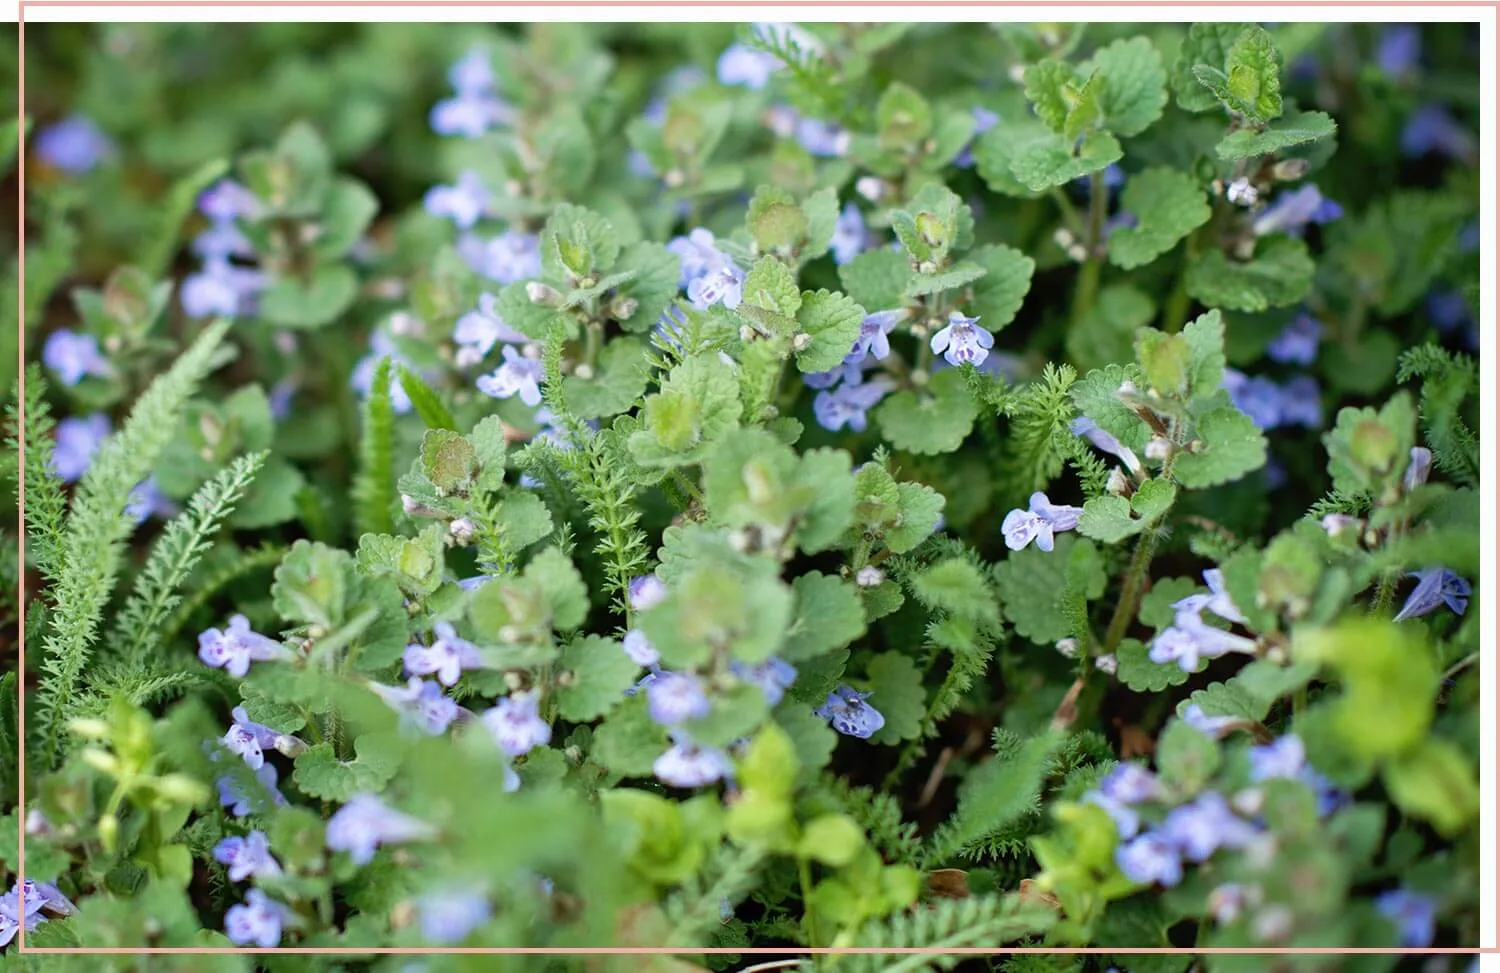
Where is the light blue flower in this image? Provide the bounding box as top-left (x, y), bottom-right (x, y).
top-left (1265, 314), bottom-right (1323, 366)
top-left (217, 763), bottom-right (289, 817)
top-left (1224, 369), bottom-right (1284, 430)
top-left (371, 677), bottom-right (460, 737)
top-left (952, 105), bottom-right (1000, 168)
top-left (424, 170), bottom-right (491, 229)
top-left (1402, 103), bottom-right (1474, 160)
top-left (1393, 567), bottom-right (1471, 621)
top-left (1115, 831), bottom-right (1183, 887)
top-left (1148, 614), bottom-right (1257, 672)
top-left (51, 413), bottom-right (111, 483)
top-left (417, 887), bottom-right (493, 945)
top-left (480, 691), bottom-right (551, 757)
top-left (325, 793), bottom-right (435, 865)
top-left (180, 257), bottom-right (268, 319)
top-left (457, 230), bottom-right (543, 285)
top-left (831, 202), bottom-right (871, 265)
top-left (628, 575), bottom-right (668, 611)
top-left (816, 685), bottom-right (885, 739)
top-left (1001, 492), bottom-right (1083, 553)
top-left (654, 733), bottom-right (733, 788)
top-left (1181, 704), bottom-right (1239, 738)
top-left (1158, 792), bottom-right (1259, 862)
top-left (813, 375), bottom-right (893, 433)
top-left (1071, 417), bottom-right (1141, 474)
top-left (731, 657), bottom-right (798, 706)
top-left (222, 705), bottom-right (283, 770)
top-left (404, 621), bottom-right (485, 687)
top-left (225, 889), bottom-right (293, 947)
top-left (1377, 24), bottom-right (1421, 77)
top-left (1376, 889), bottom-right (1438, 947)
top-left (622, 629), bottom-right (660, 667)
top-left (35, 114), bottom-right (113, 174)
top-left (686, 264), bottom-right (745, 311)
top-left (42, 330), bottom-right (112, 386)
top-left (213, 830), bottom-right (283, 882)
top-left (646, 671), bottom-right (712, 726)
top-left (198, 614), bottom-right (291, 678)
top-left (929, 312), bottom-right (993, 367)
top-left (476, 345), bottom-right (544, 407)
top-left (849, 309), bottom-right (904, 362)
top-left (1252, 185), bottom-right (1343, 237)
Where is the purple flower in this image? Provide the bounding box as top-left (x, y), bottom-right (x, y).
top-left (717, 44), bottom-right (782, 89)
top-left (929, 312), bottom-right (993, 368)
top-left (35, 114), bottom-right (113, 174)
top-left (731, 657), bottom-right (798, 706)
top-left (792, 115), bottom-right (850, 158)
top-left (326, 793), bottom-right (435, 865)
top-left (831, 203), bottom-right (871, 265)
top-left (1249, 734), bottom-right (1308, 782)
top-left (218, 763), bottom-right (289, 817)
top-left (849, 309), bottom-right (904, 362)
top-left (1181, 704), bottom-right (1239, 738)
top-left (126, 476), bottom-right (177, 524)
top-left (654, 734), bottom-right (733, 788)
top-left (1402, 104), bottom-right (1475, 160)
top-left (198, 615), bottom-right (290, 678)
top-left (668, 228), bottom-right (727, 287)
top-left (1209, 883), bottom-right (1250, 925)
top-left (1404, 446), bottom-right (1433, 492)
top-left (1172, 568), bottom-right (1248, 626)
top-left (628, 575), bottom-right (668, 611)
top-left (953, 105), bottom-right (1000, 168)
top-left (1001, 491), bottom-right (1083, 553)
top-left (1149, 614), bottom-right (1257, 672)
top-left (0, 880), bottom-right (76, 946)
top-left (1224, 369), bottom-right (1284, 430)
top-left (1071, 417), bottom-right (1142, 474)
top-left (1394, 567), bottom-right (1470, 621)
top-left (222, 706), bottom-right (283, 770)
top-left (1158, 792), bottom-right (1259, 863)
top-left (476, 345), bottom-right (544, 407)
top-left (448, 46), bottom-right (494, 95)
top-left (622, 629), bottom-right (660, 668)
top-left (417, 887), bottom-right (493, 945)
top-left (199, 179), bottom-right (261, 225)
top-left (1099, 763), bottom-right (1164, 804)
top-left (813, 376), bottom-right (893, 433)
top-left (1427, 289), bottom-right (1477, 345)
top-left (424, 171), bottom-right (491, 229)
top-left (816, 685), bottom-right (886, 739)
top-left (1277, 375), bottom-right (1323, 429)
top-left (214, 830), bottom-right (283, 882)
top-left (457, 230), bottom-right (544, 285)
top-left (1377, 24), bottom-right (1422, 77)
top-left (181, 257), bottom-right (268, 319)
top-left (1376, 889), bottom-right (1438, 947)
top-left (1252, 185), bottom-right (1343, 237)
top-left (646, 671), bottom-right (712, 726)
top-left (1265, 314), bottom-right (1323, 366)
top-left (803, 356), bottom-right (863, 390)
top-left (687, 264), bottom-right (745, 312)
top-left (404, 621), bottom-right (484, 687)
top-left (43, 330), bottom-right (112, 386)
top-left (1116, 831), bottom-right (1183, 887)
top-left (225, 889), bottom-right (294, 947)
top-left (371, 678), bottom-right (460, 737)
top-left (431, 87), bottom-right (512, 139)
top-left (50, 413), bottom-right (111, 482)
top-left (480, 691), bottom-right (552, 757)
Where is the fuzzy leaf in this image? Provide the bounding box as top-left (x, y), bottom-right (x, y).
top-left (794, 289), bottom-right (867, 374)
top-left (781, 572), bottom-right (867, 663)
top-left (1175, 407), bottom-right (1268, 488)
top-left (1173, 23), bottom-right (1253, 113)
top-left (1215, 110), bottom-right (1337, 159)
top-left (875, 368), bottom-right (978, 456)
top-left (1116, 638), bottom-right (1189, 692)
top-left (838, 248), bottom-right (914, 312)
top-left (293, 734), bottom-right (401, 802)
top-left (993, 535), bottom-right (1106, 645)
top-left (1090, 36), bottom-right (1168, 137)
top-left (1107, 168), bottom-right (1210, 270)
top-left (1186, 236), bottom-right (1314, 312)
top-left (966, 244), bottom-right (1036, 333)
top-left (864, 653), bottom-right (926, 744)
top-left (556, 635), bottom-right (642, 722)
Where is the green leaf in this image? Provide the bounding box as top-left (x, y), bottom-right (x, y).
top-left (592, 695), bottom-right (668, 778)
top-left (781, 572), bottom-right (867, 662)
top-left (1089, 36), bottom-right (1168, 137)
top-left (629, 354), bottom-right (743, 467)
top-left (1381, 737), bottom-right (1478, 838)
top-left (493, 489), bottom-right (555, 553)
top-left (1107, 168), bottom-right (1210, 270)
top-left (1077, 479), bottom-right (1174, 543)
top-left (966, 244), bottom-right (1036, 333)
top-left (1138, 577), bottom-right (1201, 631)
top-left (747, 186), bottom-right (810, 253)
top-left (563, 337), bottom-right (651, 420)
top-left (494, 281), bottom-right (575, 340)
top-left (556, 635), bottom-right (642, 722)
top-left (1186, 236), bottom-right (1314, 313)
top-left (794, 290), bottom-right (867, 374)
top-left (293, 734), bottom-right (402, 802)
top-left (1071, 363), bottom-right (1150, 452)
top-left (1181, 309), bottom-right (1228, 402)
top-left (272, 540), bottom-right (348, 629)
top-left (838, 248), bottom-right (914, 312)
top-left (613, 242), bottom-right (682, 333)
top-left (876, 82), bottom-right (934, 152)
top-left (1023, 60), bottom-right (1080, 133)
top-left (973, 118), bottom-right (1049, 199)
top-left (1215, 110), bottom-right (1337, 159)
top-left (1011, 130), bottom-right (1124, 192)
top-left (527, 547), bottom-right (591, 632)
top-left (800, 187), bottom-right (842, 262)
top-left (1295, 618), bottom-right (1438, 762)
top-left (396, 365), bottom-right (458, 432)
top-left (1155, 720), bottom-right (1220, 794)
top-left (257, 266), bottom-right (359, 329)
top-left (993, 535), bottom-right (1106, 645)
top-left (420, 428), bottom-right (479, 496)
top-left (799, 814), bottom-right (867, 866)
top-left (1175, 407), bottom-right (1268, 489)
top-left (541, 203), bottom-right (619, 282)
top-left (1173, 23), bottom-right (1253, 113)
top-left (863, 653), bottom-right (926, 744)
top-left (886, 482), bottom-right (946, 554)
top-left (315, 178), bottom-right (380, 260)
top-left (1323, 393), bottom-right (1416, 497)
top-left (1116, 638), bottom-right (1189, 692)
top-left (875, 368), bottom-right (977, 456)
top-left (1222, 26), bottom-right (1284, 124)
top-left (905, 261), bottom-right (987, 299)
top-left (1068, 285), bottom-right (1155, 373)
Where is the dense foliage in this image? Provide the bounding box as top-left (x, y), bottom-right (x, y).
top-left (3, 20), bottom-right (1483, 972)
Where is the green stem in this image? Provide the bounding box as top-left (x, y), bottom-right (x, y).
top-left (583, 319), bottom-right (604, 368)
top-left (798, 857), bottom-right (822, 951)
top-left (1371, 567), bottom-right (1401, 616)
top-left (1103, 528), bottom-right (1160, 652)
top-left (1161, 232), bottom-right (1198, 333)
top-left (1070, 171), bottom-right (1109, 325)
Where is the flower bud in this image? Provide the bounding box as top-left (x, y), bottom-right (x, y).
top-left (1320, 513), bottom-right (1360, 537)
top-left (572, 363), bottom-right (595, 381)
top-left (25, 809), bottom-right (51, 836)
top-left (402, 494), bottom-right (447, 519)
top-left (1144, 437), bottom-right (1173, 462)
top-left (1055, 637), bottom-right (1078, 659)
top-left (275, 734), bottom-right (309, 759)
top-left (526, 282), bottom-right (563, 307)
top-left (608, 296), bottom-right (639, 321)
top-left (1272, 158), bottom-right (1311, 181)
top-left (1106, 468), bottom-right (1131, 496)
top-left (1052, 228), bottom-right (1076, 250)
top-left (448, 517), bottom-right (477, 546)
top-left (1403, 446), bottom-right (1433, 492)
top-left (855, 176), bottom-right (886, 202)
top-left (855, 566), bottom-right (885, 588)
top-left (1093, 654), bottom-right (1118, 675)
top-left (792, 332), bottom-right (814, 351)
top-left (1225, 178), bottom-right (1259, 207)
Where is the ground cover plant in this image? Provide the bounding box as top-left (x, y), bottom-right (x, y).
top-left (1, 19), bottom-right (1483, 973)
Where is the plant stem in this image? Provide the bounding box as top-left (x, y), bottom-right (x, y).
top-left (1161, 232), bottom-right (1198, 333)
top-left (1103, 528), bottom-right (1160, 652)
top-left (798, 857), bottom-right (822, 952)
top-left (1070, 171), bottom-right (1108, 324)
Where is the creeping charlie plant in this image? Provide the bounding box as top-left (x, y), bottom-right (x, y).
top-left (3, 18), bottom-right (1482, 972)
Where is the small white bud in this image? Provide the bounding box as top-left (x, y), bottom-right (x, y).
top-left (727, 529), bottom-right (753, 553)
top-left (663, 168), bottom-right (686, 188)
top-left (274, 734), bottom-right (309, 759)
top-left (917, 260), bottom-right (938, 274)
top-left (1106, 468), bottom-right (1131, 496)
top-left (388, 311), bottom-right (423, 337)
top-left (1052, 228), bottom-right (1076, 250)
top-left (503, 671), bottom-right (525, 691)
top-left (1066, 243), bottom-right (1088, 263)
top-left (1232, 788), bottom-right (1265, 817)
top-left (1117, 380), bottom-right (1138, 396)
top-left (855, 176), bottom-right (886, 202)
top-left (855, 566), bottom-right (885, 588)
top-left (1252, 905), bottom-right (1294, 942)
top-left (1007, 64), bottom-right (1027, 84)
top-left (1093, 654), bottom-right (1118, 675)
top-left (1320, 513), bottom-right (1359, 537)
top-left (1144, 437), bottom-right (1173, 461)
top-left (25, 809), bottom-right (51, 836)
top-left (572, 363), bottom-right (595, 381)
top-left (1226, 178), bottom-right (1259, 207)
top-left (792, 332), bottom-right (814, 351)
top-left (526, 282), bottom-right (563, 307)
top-left (609, 296), bottom-right (639, 321)
top-left (448, 517), bottom-right (477, 546)
top-left (1055, 637), bottom-right (1078, 659)
top-left (454, 345), bottom-right (484, 369)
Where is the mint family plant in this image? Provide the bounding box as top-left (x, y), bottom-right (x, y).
top-left (4, 20), bottom-right (1482, 972)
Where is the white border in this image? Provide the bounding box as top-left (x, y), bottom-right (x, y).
top-left (12, 3), bottom-right (1499, 962)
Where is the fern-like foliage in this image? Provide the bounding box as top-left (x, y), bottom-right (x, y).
top-left (812, 777), bottom-right (923, 865)
top-left (840, 895), bottom-right (1058, 973)
top-left (997, 364), bottom-right (1078, 509)
top-left (739, 25), bottom-right (856, 129)
top-left (921, 729), bottom-right (1061, 868)
top-left (30, 319), bottom-right (231, 770)
top-left (0, 671), bottom-right (18, 805)
top-left (157, 543), bottom-right (288, 649)
top-left (1397, 343), bottom-right (1480, 487)
top-left (397, 362), bottom-right (459, 432)
top-left (104, 450), bottom-right (267, 668)
top-left (352, 355), bottom-right (397, 538)
top-left (7, 365), bottom-right (69, 580)
top-left (663, 845), bottom-right (766, 947)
